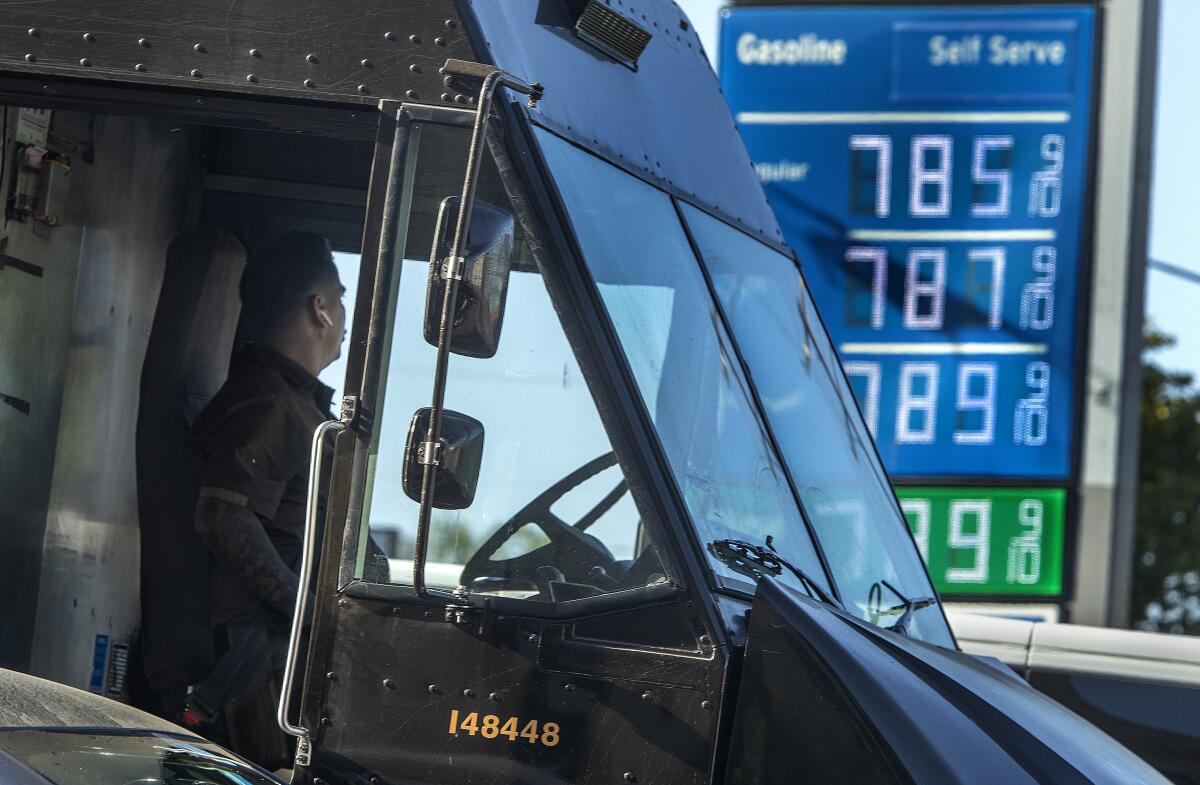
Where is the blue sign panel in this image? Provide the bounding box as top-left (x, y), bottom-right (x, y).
top-left (720, 5), bottom-right (1094, 479)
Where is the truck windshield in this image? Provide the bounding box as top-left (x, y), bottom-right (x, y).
top-left (536, 127), bottom-right (951, 645)
top-left (680, 203), bottom-right (951, 645)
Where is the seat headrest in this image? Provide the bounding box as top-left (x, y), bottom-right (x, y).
top-left (140, 230), bottom-right (246, 419)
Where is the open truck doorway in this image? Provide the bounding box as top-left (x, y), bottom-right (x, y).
top-left (0, 101), bottom-right (374, 713)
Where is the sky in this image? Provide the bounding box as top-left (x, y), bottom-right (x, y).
top-left (1143, 0), bottom-right (1200, 384)
top-left (675, 0), bottom-right (1200, 387)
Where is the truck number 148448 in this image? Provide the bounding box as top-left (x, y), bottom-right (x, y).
top-left (448, 709), bottom-right (561, 747)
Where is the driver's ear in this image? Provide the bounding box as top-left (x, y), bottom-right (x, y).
top-left (307, 293), bottom-right (328, 327)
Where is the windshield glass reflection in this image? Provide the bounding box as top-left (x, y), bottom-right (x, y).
top-left (534, 127), bottom-right (832, 599)
top-left (680, 203), bottom-right (952, 645)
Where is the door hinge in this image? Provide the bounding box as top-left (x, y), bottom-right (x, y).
top-left (339, 395), bottom-right (358, 425)
top-left (294, 733), bottom-right (312, 768)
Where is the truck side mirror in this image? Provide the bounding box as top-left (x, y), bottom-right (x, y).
top-left (401, 407), bottom-right (485, 510)
top-left (423, 197), bottom-right (516, 359)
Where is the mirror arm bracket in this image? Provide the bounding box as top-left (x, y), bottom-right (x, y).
top-left (417, 440), bottom-right (441, 466)
top-left (441, 254), bottom-right (467, 281)
top-left (339, 395), bottom-right (359, 428)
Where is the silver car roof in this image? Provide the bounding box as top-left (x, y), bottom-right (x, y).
top-left (0, 668), bottom-right (189, 734)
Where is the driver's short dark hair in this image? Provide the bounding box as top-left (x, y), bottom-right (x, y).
top-left (239, 231), bottom-right (338, 341)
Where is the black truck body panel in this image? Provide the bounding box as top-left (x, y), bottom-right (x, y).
top-left (0, 1), bottom-right (471, 106)
top-left (464, 0), bottom-right (784, 248)
top-left (308, 597), bottom-right (725, 785)
top-left (724, 580), bottom-right (1169, 785)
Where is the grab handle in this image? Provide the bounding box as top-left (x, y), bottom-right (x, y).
top-left (277, 418), bottom-right (347, 766)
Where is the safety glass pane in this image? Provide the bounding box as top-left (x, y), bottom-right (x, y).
top-left (532, 126), bottom-right (831, 598)
top-left (681, 203), bottom-right (952, 645)
top-left (357, 122), bottom-right (668, 603)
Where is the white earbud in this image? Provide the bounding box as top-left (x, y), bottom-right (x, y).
top-left (318, 308), bottom-right (334, 327)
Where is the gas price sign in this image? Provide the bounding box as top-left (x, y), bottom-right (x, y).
top-left (720, 4), bottom-right (1095, 480)
top-left (896, 487), bottom-right (1065, 596)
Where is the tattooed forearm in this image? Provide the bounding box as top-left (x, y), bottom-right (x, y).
top-left (195, 496), bottom-right (300, 617)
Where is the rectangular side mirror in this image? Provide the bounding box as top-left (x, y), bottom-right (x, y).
top-left (424, 197), bottom-right (516, 359)
top-left (402, 407), bottom-right (485, 510)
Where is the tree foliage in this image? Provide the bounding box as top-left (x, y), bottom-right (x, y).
top-left (1132, 326), bottom-right (1200, 633)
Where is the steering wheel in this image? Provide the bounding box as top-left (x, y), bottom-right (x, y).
top-left (460, 452), bottom-right (629, 598)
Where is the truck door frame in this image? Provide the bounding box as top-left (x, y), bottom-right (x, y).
top-left (288, 94), bottom-right (740, 784)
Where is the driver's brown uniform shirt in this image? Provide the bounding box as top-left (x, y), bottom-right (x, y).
top-left (192, 344), bottom-right (334, 625)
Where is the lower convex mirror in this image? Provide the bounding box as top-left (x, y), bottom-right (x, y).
top-left (424, 197), bottom-right (516, 359)
top-left (402, 407), bottom-right (485, 510)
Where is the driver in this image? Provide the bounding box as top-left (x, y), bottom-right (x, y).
top-left (188, 232), bottom-right (381, 767)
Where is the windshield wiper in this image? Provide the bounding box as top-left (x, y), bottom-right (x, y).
top-left (708, 538), bottom-right (842, 610)
top-left (869, 579), bottom-right (938, 638)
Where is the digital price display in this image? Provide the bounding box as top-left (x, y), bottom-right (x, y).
top-left (720, 5), bottom-right (1095, 479)
top-left (896, 487), bottom-right (1065, 596)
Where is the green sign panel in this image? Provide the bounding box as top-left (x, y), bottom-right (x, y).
top-left (895, 487), bottom-right (1066, 597)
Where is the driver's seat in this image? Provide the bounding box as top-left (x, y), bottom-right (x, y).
top-left (135, 230), bottom-right (245, 704)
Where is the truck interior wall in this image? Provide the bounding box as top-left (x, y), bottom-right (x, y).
top-left (0, 107), bottom-right (199, 685)
top-left (197, 128), bottom-right (372, 254)
top-left (0, 107), bottom-right (91, 671)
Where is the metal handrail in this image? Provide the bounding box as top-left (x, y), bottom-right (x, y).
top-left (277, 418), bottom-right (347, 765)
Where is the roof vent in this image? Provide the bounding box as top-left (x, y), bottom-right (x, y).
top-left (574, 0), bottom-right (652, 70)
